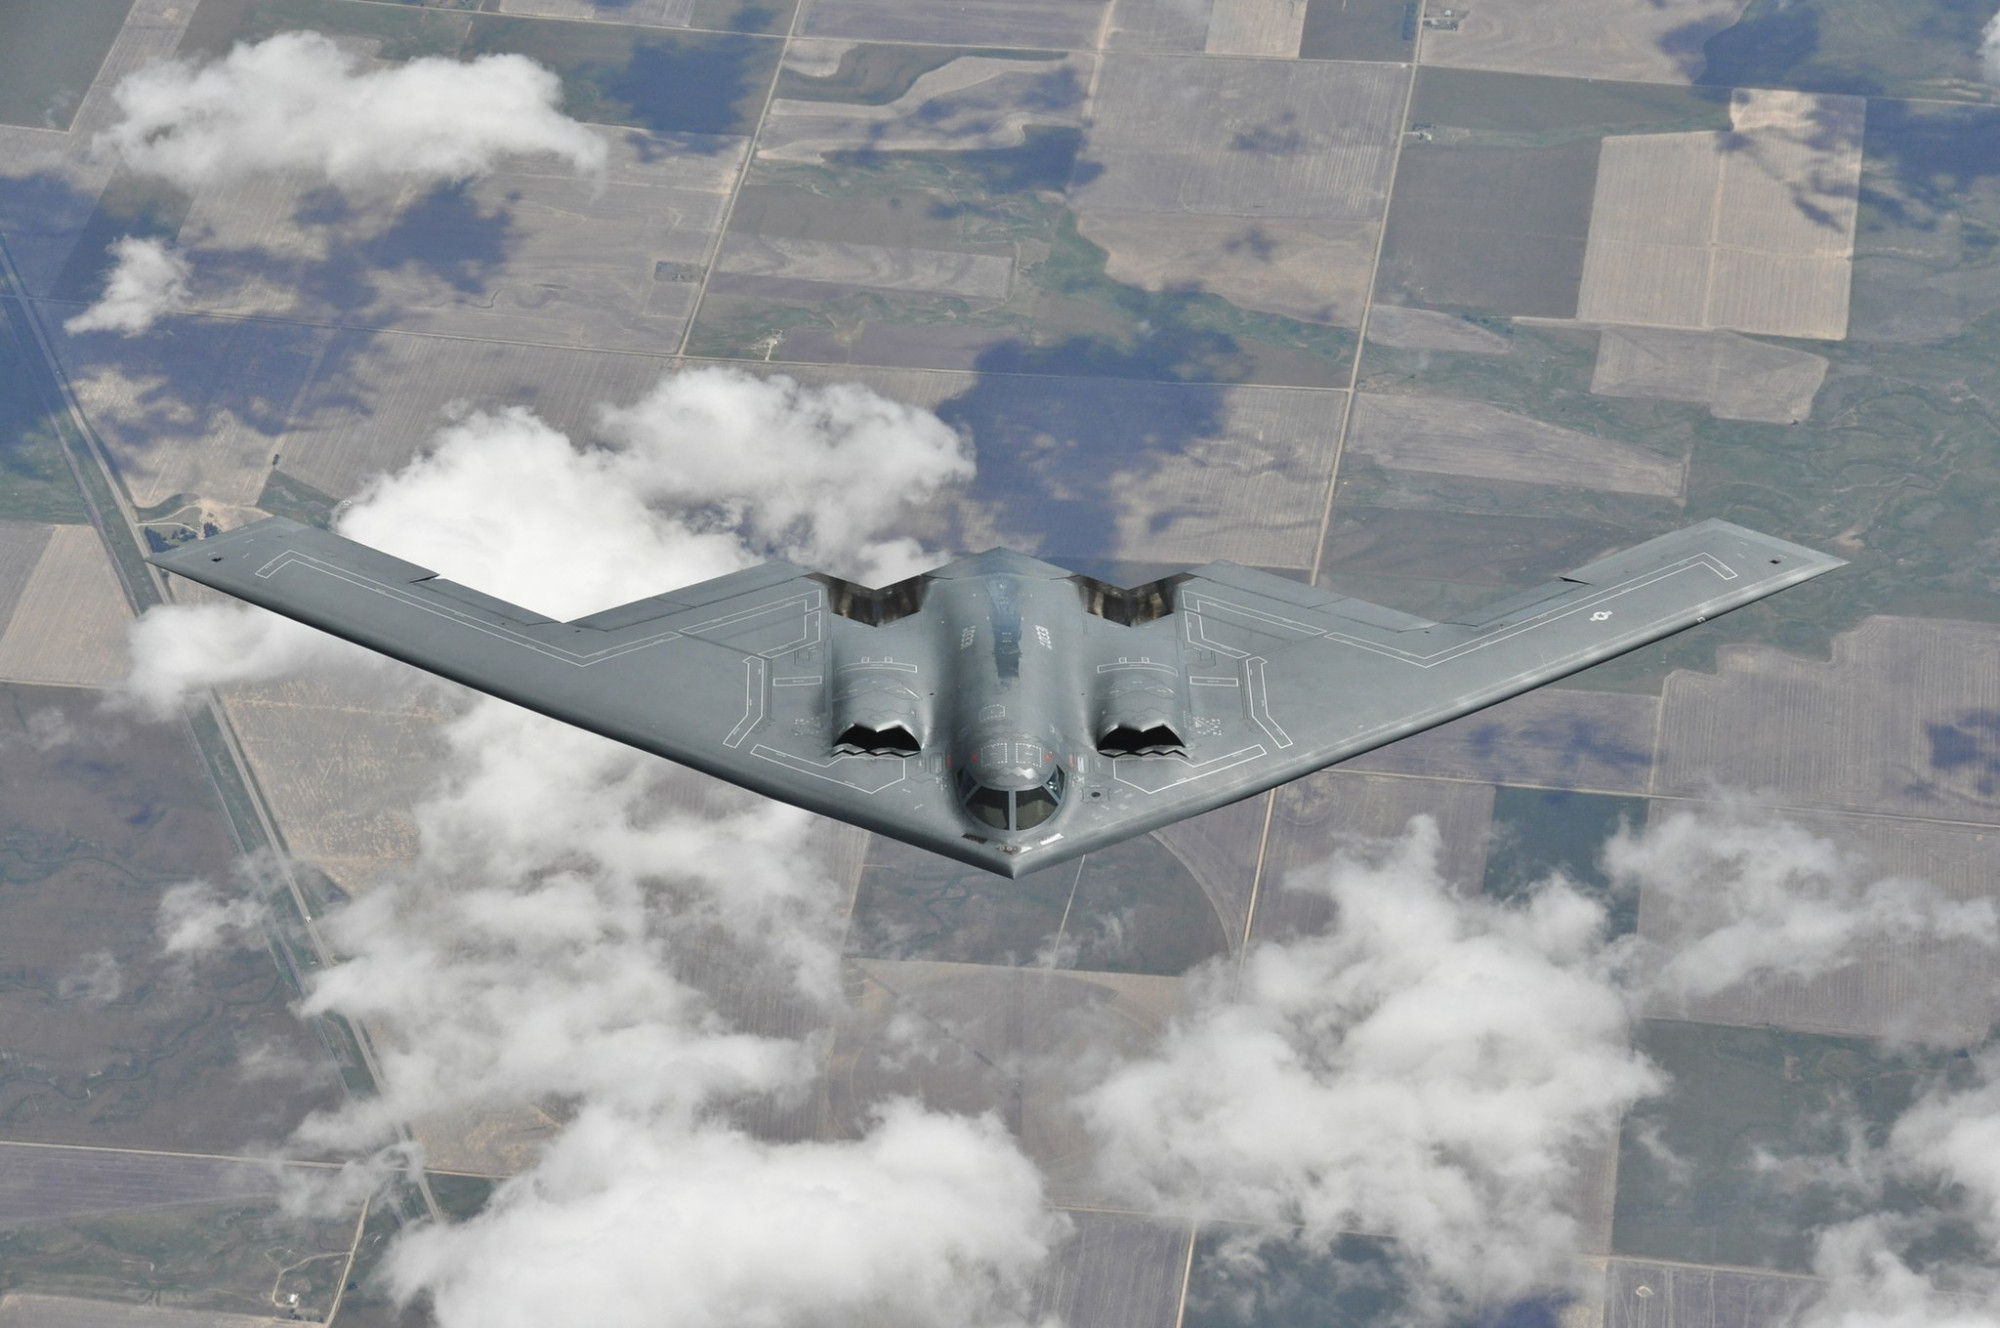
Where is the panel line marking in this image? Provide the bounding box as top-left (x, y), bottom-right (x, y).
top-left (250, 550), bottom-right (681, 664)
top-left (1113, 745), bottom-right (1267, 794)
top-left (724, 656), bottom-right (766, 748)
top-left (750, 744), bottom-right (909, 793)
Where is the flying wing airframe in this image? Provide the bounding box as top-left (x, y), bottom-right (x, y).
top-left (150, 518), bottom-right (1842, 878)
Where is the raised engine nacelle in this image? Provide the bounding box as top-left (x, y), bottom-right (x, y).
top-left (1093, 658), bottom-right (1189, 758)
top-left (831, 657), bottom-right (928, 756)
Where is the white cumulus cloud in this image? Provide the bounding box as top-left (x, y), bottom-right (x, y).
top-left (1795, 1050), bottom-right (2000, 1328)
top-left (1609, 806), bottom-right (1999, 1010)
top-left (388, 1103), bottom-right (1060, 1328)
top-left (1078, 805), bottom-right (2000, 1323)
top-left (95, 31), bottom-right (606, 194)
top-left (63, 236), bottom-right (191, 335)
top-left (157, 877), bottom-right (268, 956)
top-left (120, 367), bottom-right (972, 712)
top-left (1078, 817), bottom-right (1661, 1321)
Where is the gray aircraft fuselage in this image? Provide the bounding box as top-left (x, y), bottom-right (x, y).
top-left (832, 553), bottom-right (1102, 855)
top-left (935, 565), bottom-right (1086, 831)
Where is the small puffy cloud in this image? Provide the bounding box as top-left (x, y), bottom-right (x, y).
top-left (95, 31), bottom-right (606, 194)
top-left (122, 599), bottom-right (379, 719)
top-left (1078, 818), bottom-right (1660, 1319)
top-left (1983, 13), bottom-right (2000, 83)
top-left (1609, 807), bottom-right (1999, 1008)
top-left (57, 949), bottom-right (123, 1004)
top-left (158, 879), bottom-right (268, 956)
top-left (63, 236), bottom-right (190, 335)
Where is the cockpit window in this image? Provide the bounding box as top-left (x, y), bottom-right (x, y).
top-left (1015, 783), bottom-right (1058, 829)
top-left (956, 766), bottom-right (1066, 832)
top-left (967, 784), bottom-right (1012, 829)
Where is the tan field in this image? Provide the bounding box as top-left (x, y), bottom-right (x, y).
top-left (0, 521), bottom-right (54, 629)
top-left (1342, 686), bottom-right (1662, 795)
top-left (0, 525), bottom-right (130, 688)
top-left (1031, 1211), bottom-right (1193, 1327)
top-left (1203, 0), bottom-right (1308, 55)
top-left (1151, 792), bottom-right (1275, 954)
top-left (220, 667), bottom-right (452, 894)
top-left (279, 332), bottom-right (669, 502)
top-left (1080, 212), bottom-right (1377, 327)
top-left (1655, 615), bottom-right (2000, 824)
top-left (713, 233), bottom-right (1016, 299)
top-left (498, 0), bottom-right (695, 21)
top-left (1603, 1263), bottom-right (1817, 1328)
top-left (1108, 385), bottom-right (1349, 569)
top-left (1367, 304), bottom-right (1511, 355)
top-left (758, 50), bottom-right (1092, 163)
top-left (1591, 326), bottom-right (1828, 424)
top-left (1575, 90), bottom-right (1866, 340)
top-left (764, 363), bottom-right (1351, 571)
top-left (1073, 55), bottom-right (1406, 218)
top-left (177, 125), bottom-right (745, 354)
top-left (1417, 0), bottom-right (1750, 85)
top-left (1348, 393), bottom-right (1687, 497)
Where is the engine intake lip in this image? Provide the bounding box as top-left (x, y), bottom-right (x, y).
top-left (1096, 723), bottom-right (1187, 758)
top-left (832, 722), bottom-right (921, 756)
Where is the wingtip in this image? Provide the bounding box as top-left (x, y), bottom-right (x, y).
top-left (146, 515), bottom-right (315, 576)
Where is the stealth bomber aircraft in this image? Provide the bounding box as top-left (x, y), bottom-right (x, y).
top-left (151, 519), bottom-right (1841, 877)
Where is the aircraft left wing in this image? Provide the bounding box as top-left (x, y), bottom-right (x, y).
top-left (147, 518), bottom-right (974, 861)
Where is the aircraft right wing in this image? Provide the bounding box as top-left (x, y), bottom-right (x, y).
top-left (1055, 520), bottom-right (1845, 852)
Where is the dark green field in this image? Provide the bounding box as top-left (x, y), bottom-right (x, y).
top-left (1613, 1021), bottom-right (1975, 1271)
top-left (0, 0), bottom-right (135, 130)
top-left (0, 1200), bottom-right (357, 1318)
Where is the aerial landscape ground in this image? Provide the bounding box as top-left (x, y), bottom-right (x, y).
top-left (3, 0), bottom-right (2000, 1323)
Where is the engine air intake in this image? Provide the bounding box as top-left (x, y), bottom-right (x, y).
top-left (834, 723), bottom-right (921, 756)
top-left (811, 572), bottom-right (927, 626)
top-left (1071, 572), bottom-right (1190, 626)
top-left (1097, 723), bottom-right (1187, 758)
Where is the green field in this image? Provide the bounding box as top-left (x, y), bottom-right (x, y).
top-left (0, 303), bottom-right (88, 526)
top-left (0, 0), bottom-right (135, 130)
top-left (1410, 67), bottom-right (1732, 145)
top-left (1482, 787), bottom-right (1649, 935)
top-left (1613, 1021), bottom-right (1973, 1271)
top-left (1698, 0), bottom-right (2000, 103)
top-left (1185, 1229), bottom-right (1406, 1328)
top-left (0, 1201), bottom-right (356, 1319)
top-left (774, 43), bottom-right (1054, 105)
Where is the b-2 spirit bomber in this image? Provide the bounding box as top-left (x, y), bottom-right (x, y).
top-left (152, 519), bottom-right (1841, 877)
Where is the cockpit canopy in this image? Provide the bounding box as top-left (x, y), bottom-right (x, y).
top-left (956, 766), bottom-right (1065, 832)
